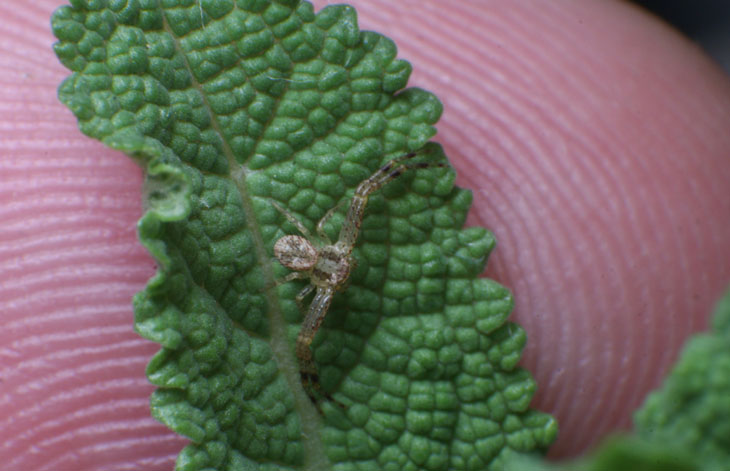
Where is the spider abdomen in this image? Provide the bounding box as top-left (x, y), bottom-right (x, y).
top-left (274, 235), bottom-right (318, 271)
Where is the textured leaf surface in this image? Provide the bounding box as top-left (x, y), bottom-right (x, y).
top-left (52, 1), bottom-right (556, 469)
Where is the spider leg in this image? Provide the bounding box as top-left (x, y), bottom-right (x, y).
top-left (264, 270), bottom-right (308, 291)
top-left (359, 153), bottom-right (445, 197)
top-left (295, 283), bottom-right (315, 315)
top-left (274, 270), bottom-right (308, 286)
top-left (337, 151), bottom-right (446, 247)
top-left (271, 200), bottom-right (314, 240)
top-left (315, 199), bottom-right (346, 245)
top-left (296, 286), bottom-right (346, 410)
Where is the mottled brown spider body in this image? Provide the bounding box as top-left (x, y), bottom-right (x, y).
top-left (274, 237), bottom-right (352, 288)
top-left (271, 150), bottom-right (444, 407)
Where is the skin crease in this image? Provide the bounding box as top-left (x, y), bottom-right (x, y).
top-left (1, 0), bottom-right (729, 469)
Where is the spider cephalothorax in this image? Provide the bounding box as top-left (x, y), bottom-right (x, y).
top-left (271, 150), bottom-right (445, 407)
top-left (274, 236), bottom-right (352, 288)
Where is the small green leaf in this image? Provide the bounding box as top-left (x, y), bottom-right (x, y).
top-left (634, 287), bottom-right (730, 470)
top-left (53, 1), bottom-right (556, 469)
top-left (505, 436), bottom-right (700, 471)
top-left (504, 286), bottom-right (730, 471)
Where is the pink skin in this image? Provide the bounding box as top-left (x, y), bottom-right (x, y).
top-left (1, 0), bottom-right (729, 468)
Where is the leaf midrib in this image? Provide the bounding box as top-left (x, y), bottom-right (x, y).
top-left (158, 2), bottom-right (328, 469)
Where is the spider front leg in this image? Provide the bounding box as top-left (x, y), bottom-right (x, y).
top-left (271, 200), bottom-right (314, 240)
top-left (296, 286), bottom-right (345, 409)
top-left (315, 199), bottom-right (346, 244)
top-left (338, 150), bottom-right (446, 247)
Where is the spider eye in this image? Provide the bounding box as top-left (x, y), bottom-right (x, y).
top-left (274, 235), bottom-right (318, 271)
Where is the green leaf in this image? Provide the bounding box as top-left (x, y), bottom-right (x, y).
top-left (634, 286), bottom-right (730, 470)
top-left (505, 435), bottom-right (700, 471)
top-left (504, 286), bottom-right (730, 471)
top-left (52, 1), bottom-right (557, 469)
